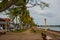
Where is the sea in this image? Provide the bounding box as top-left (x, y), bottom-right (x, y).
top-left (39, 27), bottom-right (60, 31)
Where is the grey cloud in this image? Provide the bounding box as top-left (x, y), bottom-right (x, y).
top-left (40, 13), bottom-right (55, 18)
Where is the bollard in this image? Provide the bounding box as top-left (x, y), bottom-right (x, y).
top-left (41, 32), bottom-right (47, 40)
top-left (32, 26), bottom-right (36, 32)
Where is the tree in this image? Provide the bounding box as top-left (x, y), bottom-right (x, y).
top-left (0, 0), bottom-right (49, 12)
top-left (6, 7), bottom-right (23, 29)
top-left (5, 0), bottom-right (34, 29)
top-left (0, 0), bottom-right (19, 12)
top-left (20, 10), bottom-right (35, 28)
top-left (0, 0), bottom-right (49, 29)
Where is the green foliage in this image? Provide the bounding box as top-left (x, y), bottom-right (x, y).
top-left (0, 0), bottom-right (49, 12)
top-left (15, 0), bottom-right (25, 6)
top-left (2, 0), bottom-right (8, 4)
top-left (20, 10), bottom-right (35, 26)
top-left (15, 0), bottom-right (29, 6)
top-left (7, 7), bottom-right (22, 21)
top-left (13, 28), bottom-right (28, 32)
top-left (0, 0), bottom-right (8, 8)
top-left (4, 0), bottom-right (35, 27)
top-left (30, 29), bottom-right (42, 33)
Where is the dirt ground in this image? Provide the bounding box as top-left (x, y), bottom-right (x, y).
top-left (0, 29), bottom-right (43, 40)
top-left (0, 29), bottom-right (60, 40)
top-left (47, 30), bottom-right (60, 40)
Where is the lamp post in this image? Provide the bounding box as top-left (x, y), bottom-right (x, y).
top-left (41, 18), bottom-right (47, 40)
top-left (44, 18), bottom-right (47, 31)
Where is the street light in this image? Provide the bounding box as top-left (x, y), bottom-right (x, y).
top-left (44, 18), bottom-right (47, 31)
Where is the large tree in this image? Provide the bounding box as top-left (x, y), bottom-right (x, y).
top-left (0, 0), bottom-right (49, 12)
top-left (0, 0), bottom-right (19, 12)
top-left (20, 10), bottom-right (35, 26)
top-left (6, 0), bottom-right (35, 29)
top-left (0, 0), bottom-right (49, 29)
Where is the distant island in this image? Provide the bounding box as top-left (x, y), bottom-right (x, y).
top-left (37, 25), bottom-right (60, 27)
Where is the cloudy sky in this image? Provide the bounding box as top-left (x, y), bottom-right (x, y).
top-left (0, 0), bottom-right (60, 25)
top-left (27, 0), bottom-right (60, 25)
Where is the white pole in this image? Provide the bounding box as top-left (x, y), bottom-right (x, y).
top-left (44, 18), bottom-right (47, 31)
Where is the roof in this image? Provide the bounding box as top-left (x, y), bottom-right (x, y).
top-left (0, 18), bottom-right (10, 22)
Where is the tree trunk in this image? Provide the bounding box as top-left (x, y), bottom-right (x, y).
top-left (5, 21), bottom-right (8, 32)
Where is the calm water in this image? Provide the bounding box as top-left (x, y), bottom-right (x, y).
top-left (40, 27), bottom-right (60, 31)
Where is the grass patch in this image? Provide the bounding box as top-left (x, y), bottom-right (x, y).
top-left (13, 28), bottom-right (28, 33)
top-left (30, 29), bottom-right (42, 33)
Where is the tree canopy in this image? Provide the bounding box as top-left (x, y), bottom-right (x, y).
top-left (0, 0), bottom-right (49, 27)
top-left (0, 0), bottom-right (29, 12)
top-left (5, 0), bottom-right (35, 27)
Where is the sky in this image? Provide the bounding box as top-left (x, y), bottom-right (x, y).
top-left (0, 0), bottom-right (60, 25)
top-left (27, 0), bottom-right (60, 25)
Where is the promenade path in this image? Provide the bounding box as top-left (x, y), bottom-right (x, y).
top-left (0, 29), bottom-right (60, 40)
top-left (0, 29), bottom-right (43, 40)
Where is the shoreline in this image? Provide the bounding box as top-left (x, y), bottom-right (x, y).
top-left (46, 29), bottom-right (60, 37)
top-left (37, 27), bottom-right (60, 36)
top-left (38, 27), bottom-right (60, 33)
top-left (47, 29), bottom-right (60, 33)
